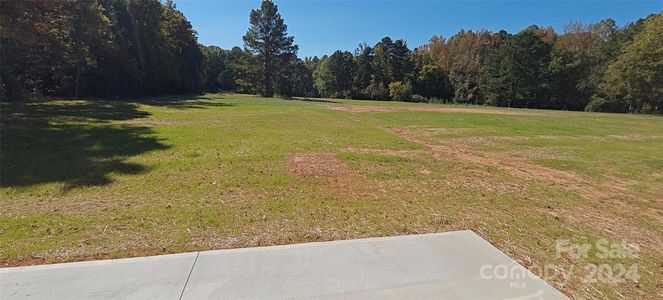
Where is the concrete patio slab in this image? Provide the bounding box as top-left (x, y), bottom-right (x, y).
top-left (182, 231), bottom-right (567, 299)
top-left (0, 231), bottom-right (568, 300)
top-left (0, 252), bottom-right (197, 300)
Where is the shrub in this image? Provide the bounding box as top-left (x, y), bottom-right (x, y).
top-left (388, 81), bottom-right (412, 101)
top-left (427, 97), bottom-right (445, 104)
top-left (365, 81), bottom-right (390, 100)
top-left (585, 96), bottom-right (628, 113)
top-left (410, 94), bottom-right (427, 103)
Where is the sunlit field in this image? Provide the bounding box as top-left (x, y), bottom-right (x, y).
top-left (1, 94), bottom-right (662, 298)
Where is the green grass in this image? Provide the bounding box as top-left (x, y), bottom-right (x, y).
top-left (1, 94), bottom-right (662, 298)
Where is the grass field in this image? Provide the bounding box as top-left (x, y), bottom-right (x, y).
top-left (1, 94), bottom-right (662, 298)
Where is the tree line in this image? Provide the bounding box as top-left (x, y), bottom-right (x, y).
top-left (1, 0), bottom-right (203, 99)
top-left (2, 0), bottom-right (661, 113)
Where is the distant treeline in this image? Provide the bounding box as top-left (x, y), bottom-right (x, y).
top-left (202, 10), bottom-right (663, 114)
top-left (2, 0), bottom-right (661, 113)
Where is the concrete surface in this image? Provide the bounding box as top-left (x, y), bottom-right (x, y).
top-left (1, 231), bottom-right (568, 300)
top-left (0, 252), bottom-right (197, 299)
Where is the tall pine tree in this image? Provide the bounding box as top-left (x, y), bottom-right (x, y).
top-left (242, 0), bottom-right (298, 97)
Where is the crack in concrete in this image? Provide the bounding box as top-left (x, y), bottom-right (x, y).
top-left (179, 252), bottom-right (200, 300)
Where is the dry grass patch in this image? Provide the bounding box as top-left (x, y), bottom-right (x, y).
top-left (286, 153), bottom-right (353, 179)
top-left (322, 103), bottom-right (540, 115)
top-left (390, 127), bottom-right (663, 250)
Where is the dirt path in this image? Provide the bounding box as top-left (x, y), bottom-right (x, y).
top-left (387, 127), bottom-right (663, 250)
top-left (321, 104), bottom-right (540, 116)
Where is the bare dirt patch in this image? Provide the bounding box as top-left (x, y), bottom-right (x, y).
top-left (285, 153), bottom-right (392, 201)
top-left (389, 127), bottom-right (663, 249)
top-left (344, 147), bottom-right (425, 158)
top-left (390, 128), bottom-right (624, 202)
top-left (322, 104), bottom-right (539, 116)
top-left (445, 134), bottom-right (663, 146)
top-left (419, 169), bottom-right (432, 175)
top-left (286, 153), bottom-right (353, 179)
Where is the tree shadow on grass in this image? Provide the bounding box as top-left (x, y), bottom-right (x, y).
top-left (0, 101), bottom-right (169, 191)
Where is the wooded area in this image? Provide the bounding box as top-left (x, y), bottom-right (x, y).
top-left (1, 0), bottom-right (661, 113)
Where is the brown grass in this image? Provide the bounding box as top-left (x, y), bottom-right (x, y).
top-left (389, 127), bottom-right (663, 251)
top-left (322, 104), bottom-right (540, 115)
top-left (286, 153), bottom-right (353, 179)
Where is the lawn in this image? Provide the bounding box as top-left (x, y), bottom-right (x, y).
top-left (1, 94), bottom-right (662, 298)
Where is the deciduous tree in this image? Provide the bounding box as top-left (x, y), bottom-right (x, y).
top-left (600, 13), bottom-right (663, 113)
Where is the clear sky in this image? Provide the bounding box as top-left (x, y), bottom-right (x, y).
top-left (174, 0), bottom-right (662, 58)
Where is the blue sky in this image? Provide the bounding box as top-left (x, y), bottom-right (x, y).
top-left (174, 0), bottom-right (662, 58)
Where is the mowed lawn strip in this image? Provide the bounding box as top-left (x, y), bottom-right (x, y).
top-left (1, 94), bottom-right (662, 299)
